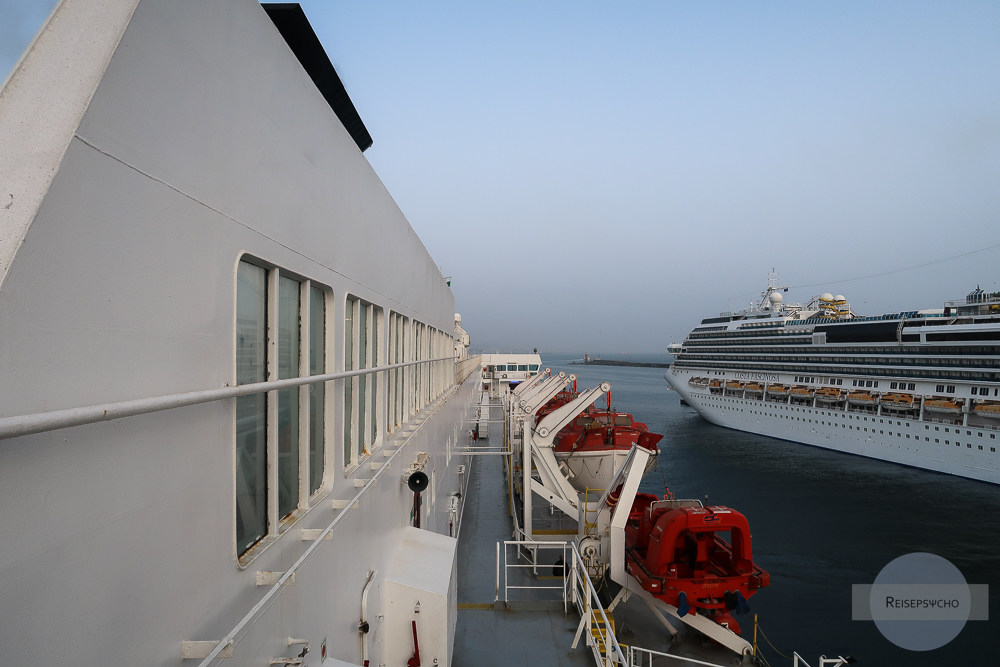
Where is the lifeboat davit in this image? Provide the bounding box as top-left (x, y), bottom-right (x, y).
top-left (624, 494), bottom-right (769, 635)
top-left (535, 389), bottom-right (580, 421)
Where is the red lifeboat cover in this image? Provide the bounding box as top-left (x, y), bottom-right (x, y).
top-left (553, 411), bottom-right (663, 454)
top-left (623, 500), bottom-right (769, 633)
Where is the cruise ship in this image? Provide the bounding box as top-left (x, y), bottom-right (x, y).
top-left (666, 273), bottom-right (1000, 485)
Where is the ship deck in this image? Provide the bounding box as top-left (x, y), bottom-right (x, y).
top-left (453, 412), bottom-right (593, 666)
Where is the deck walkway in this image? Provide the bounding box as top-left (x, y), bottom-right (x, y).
top-left (452, 415), bottom-right (594, 667)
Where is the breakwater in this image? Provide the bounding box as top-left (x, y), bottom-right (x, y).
top-left (569, 359), bottom-right (669, 368)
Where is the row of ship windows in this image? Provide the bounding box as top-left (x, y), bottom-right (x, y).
top-left (682, 354), bottom-right (998, 368)
top-left (487, 364), bottom-right (539, 372)
top-left (682, 342), bottom-right (1000, 356)
top-left (674, 361), bottom-right (999, 383)
top-left (235, 259), bottom-right (452, 558)
top-left (688, 329), bottom-right (1000, 344)
top-left (706, 396), bottom-right (998, 452)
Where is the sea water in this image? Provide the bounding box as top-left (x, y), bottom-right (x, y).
top-left (542, 354), bottom-right (999, 666)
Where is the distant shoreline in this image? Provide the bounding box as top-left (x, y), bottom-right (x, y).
top-left (569, 359), bottom-right (670, 368)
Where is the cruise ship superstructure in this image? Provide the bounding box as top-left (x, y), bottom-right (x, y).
top-left (666, 273), bottom-right (1000, 485)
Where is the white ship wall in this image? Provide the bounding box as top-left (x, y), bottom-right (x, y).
top-left (0, 1), bottom-right (471, 665)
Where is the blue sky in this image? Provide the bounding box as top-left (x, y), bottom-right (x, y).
top-left (4, 1), bottom-right (1000, 355)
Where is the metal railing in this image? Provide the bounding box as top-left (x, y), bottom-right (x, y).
top-left (793, 654), bottom-right (856, 667)
top-left (0, 356), bottom-right (455, 439)
top-left (626, 646), bottom-right (731, 667)
top-left (495, 539), bottom-right (627, 667)
top-left (455, 354), bottom-right (483, 385)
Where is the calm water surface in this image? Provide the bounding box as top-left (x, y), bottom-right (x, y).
top-left (543, 355), bottom-right (999, 666)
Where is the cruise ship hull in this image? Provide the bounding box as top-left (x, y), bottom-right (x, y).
top-left (668, 367), bottom-right (1000, 485)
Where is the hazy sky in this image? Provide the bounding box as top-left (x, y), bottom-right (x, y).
top-left (4, 1), bottom-right (999, 356)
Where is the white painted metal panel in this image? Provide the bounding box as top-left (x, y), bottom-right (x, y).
top-left (383, 527), bottom-right (458, 667)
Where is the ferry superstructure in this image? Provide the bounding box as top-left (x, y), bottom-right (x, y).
top-left (666, 275), bottom-right (1000, 485)
top-left (0, 2), bottom-right (492, 664)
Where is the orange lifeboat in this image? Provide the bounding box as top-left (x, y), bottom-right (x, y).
top-left (724, 381), bottom-right (745, 396)
top-left (924, 396), bottom-right (963, 416)
top-left (765, 384), bottom-right (789, 398)
top-left (814, 387), bottom-right (845, 404)
top-left (881, 392), bottom-right (915, 411)
top-left (624, 495), bottom-right (769, 634)
top-left (790, 386), bottom-right (814, 402)
top-left (973, 401), bottom-right (1000, 419)
top-left (847, 390), bottom-right (878, 407)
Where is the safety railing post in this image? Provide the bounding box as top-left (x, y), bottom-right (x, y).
top-left (494, 541), bottom-right (500, 603)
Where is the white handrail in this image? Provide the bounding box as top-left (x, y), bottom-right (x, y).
top-left (627, 645), bottom-right (732, 667)
top-left (0, 356), bottom-right (454, 439)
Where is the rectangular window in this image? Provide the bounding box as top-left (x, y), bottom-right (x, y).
top-left (237, 260), bottom-right (330, 558)
top-left (309, 286), bottom-right (325, 495)
top-left (344, 296), bottom-right (382, 466)
top-left (236, 262), bottom-right (268, 555)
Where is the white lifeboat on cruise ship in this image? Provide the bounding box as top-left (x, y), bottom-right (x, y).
top-left (814, 387), bottom-right (845, 405)
top-left (973, 401), bottom-right (1000, 419)
top-left (789, 386), bottom-right (814, 401)
top-left (765, 384), bottom-right (789, 398)
top-left (847, 390), bottom-right (878, 407)
top-left (924, 397), bottom-right (964, 415)
top-left (881, 392), bottom-right (916, 411)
